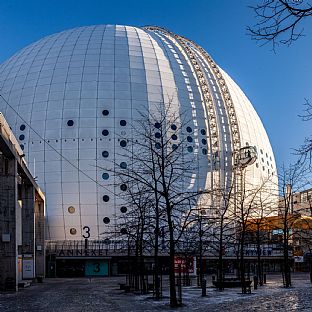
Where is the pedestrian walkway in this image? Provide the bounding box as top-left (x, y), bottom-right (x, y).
top-left (0, 274), bottom-right (311, 311)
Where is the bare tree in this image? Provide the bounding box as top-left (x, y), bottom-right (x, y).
top-left (247, 0), bottom-right (312, 49)
top-left (278, 161), bottom-right (309, 287)
top-left (245, 178), bottom-right (278, 286)
top-left (297, 99), bottom-right (312, 164)
top-left (104, 102), bottom-right (205, 307)
top-left (208, 183), bottom-right (237, 290)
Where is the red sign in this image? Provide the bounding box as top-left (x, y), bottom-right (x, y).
top-left (174, 256), bottom-right (194, 274)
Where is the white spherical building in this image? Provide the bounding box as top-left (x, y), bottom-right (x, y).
top-left (0, 25), bottom-right (277, 242)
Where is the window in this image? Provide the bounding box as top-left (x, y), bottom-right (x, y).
top-left (68, 206), bottom-right (75, 214)
top-left (187, 136), bottom-right (193, 143)
top-left (120, 206), bottom-right (127, 213)
top-left (20, 144), bottom-right (24, 150)
top-left (120, 184), bottom-right (127, 191)
top-left (102, 173), bottom-right (109, 180)
top-left (302, 192), bottom-right (308, 203)
top-left (171, 134), bottom-right (177, 140)
top-left (19, 134), bottom-right (25, 141)
top-left (154, 122), bottom-right (161, 129)
top-left (171, 124), bottom-right (177, 131)
top-left (102, 151), bottom-right (109, 158)
top-left (186, 126), bottom-right (192, 133)
top-left (70, 228), bottom-right (77, 235)
top-left (155, 132), bottom-right (161, 139)
top-left (202, 139), bottom-right (207, 145)
top-left (202, 148), bottom-right (207, 155)
top-left (102, 110), bottom-right (109, 116)
top-left (172, 144), bottom-right (178, 150)
top-left (187, 146), bottom-right (193, 153)
top-left (103, 195), bottom-right (110, 202)
top-left (201, 129), bottom-right (206, 135)
top-left (120, 140), bottom-right (127, 147)
top-left (102, 129), bottom-right (109, 136)
top-left (20, 124), bottom-right (26, 131)
top-left (121, 228), bottom-right (127, 234)
top-left (103, 217), bottom-right (110, 224)
top-left (120, 120), bottom-right (127, 126)
top-left (67, 120), bottom-right (74, 126)
top-left (120, 162), bottom-right (127, 169)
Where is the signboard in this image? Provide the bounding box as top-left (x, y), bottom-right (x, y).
top-left (174, 256), bottom-right (194, 274)
top-left (23, 259), bottom-right (34, 279)
top-left (85, 260), bottom-right (109, 276)
top-left (294, 256), bottom-right (304, 263)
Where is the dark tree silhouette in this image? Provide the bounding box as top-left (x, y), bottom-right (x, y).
top-left (247, 0), bottom-right (312, 49)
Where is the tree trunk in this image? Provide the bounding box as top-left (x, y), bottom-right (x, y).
top-left (217, 226), bottom-right (224, 291)
top-left (240, 228), bottom-right (246, 294)
top-left (167, 205), bottom-right (178, 307)
top-left (283, 230), bottom-right (291, 288)
top-left (256, 226), bottom-right (263, 286)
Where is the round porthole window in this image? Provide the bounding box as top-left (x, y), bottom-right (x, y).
top-left (120, 140), bottom-right (127, 147)
top-left (103, 217), bottom-right (110, 224)
top-left (102, 151), bottom-right (109, 158)
top-left (187, 146), bottom-right (193, 153)
top-left (19, 134), bottom-right (25, 141)
top-left (20, 124), bottom-right (26, 131)
top-left (155, 142), bottom-right (161, 149)
top-left (186, 126), bottom-right (192, 133)
top-left (67, 120), bottom-right (74, 126)
top-left (102, 109), bottom-right (109, 116)
top-left (120, 184), bottom-right (127, 191)
top-left (70, 228), bottom-right (77, 235)
top-left (154, 122), bottom-right (161, 129)
top-left (120, 162), bottom-right (127, 169)
top-left (102, 173), bottom-right (109, 180)
top-left (121, 228), bottom-right (127, 235)
top-left (202, 148), bottom-right (207, 155)
top-left (68, 206), bottom-right (75, 214)
top-left (120, 206), bottom-right (127, 213)
top-left (172, 144), bottom-right (178, 150)
top-left (171, 124), bottom-right (177, 131)
top-left (171, 134), bottom-right (177, 140)
top-left (187, 136), bottom-right (193, 143)
top-left (102, 129), bottom-right (109, 136)
top-left (155, 132), bottom-right (161, 139)
top-left (202, 139), bottom-right (207, 145)
top-left (103, 195), bottom-right (110, 202)
top-left (120, 120), bottom-right (127, 126)
top-left (20, 144), bottom-right (24, 150)
top-left (201, 129), bottom-right (206, 135)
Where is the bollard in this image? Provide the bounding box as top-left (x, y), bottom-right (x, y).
top-left (253, 276), bottom-right (258, 290)
top-left (263, 273), bottom-right (266, 284)
top-left (202, 279), bottom-right (207, 297)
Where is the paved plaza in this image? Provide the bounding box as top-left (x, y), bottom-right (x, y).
top-left (0, 274), bottom-right (311, 311)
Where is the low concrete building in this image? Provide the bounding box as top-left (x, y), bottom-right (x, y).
top-left (0, 113), bottom-right (45, 290)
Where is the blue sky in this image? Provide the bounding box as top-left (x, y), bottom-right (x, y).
top-left (0, 0), bottom-right (311, 169)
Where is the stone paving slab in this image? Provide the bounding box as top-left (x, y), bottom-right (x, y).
top-left (0, 274), bottom-right (311, 311)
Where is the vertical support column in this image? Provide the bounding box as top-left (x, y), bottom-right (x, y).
top-left (35, 198), bottom-right (45, 277)
top-left (0, 155), bottom-right (18, 291)
top-left (21, 183), bottom-right (35, 280)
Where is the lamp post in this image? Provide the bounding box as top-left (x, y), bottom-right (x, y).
top-left (234, 146), bottom-right (257, 293)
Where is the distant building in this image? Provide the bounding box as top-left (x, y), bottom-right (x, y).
top-left (290, 188), bottom-right (312, 216)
